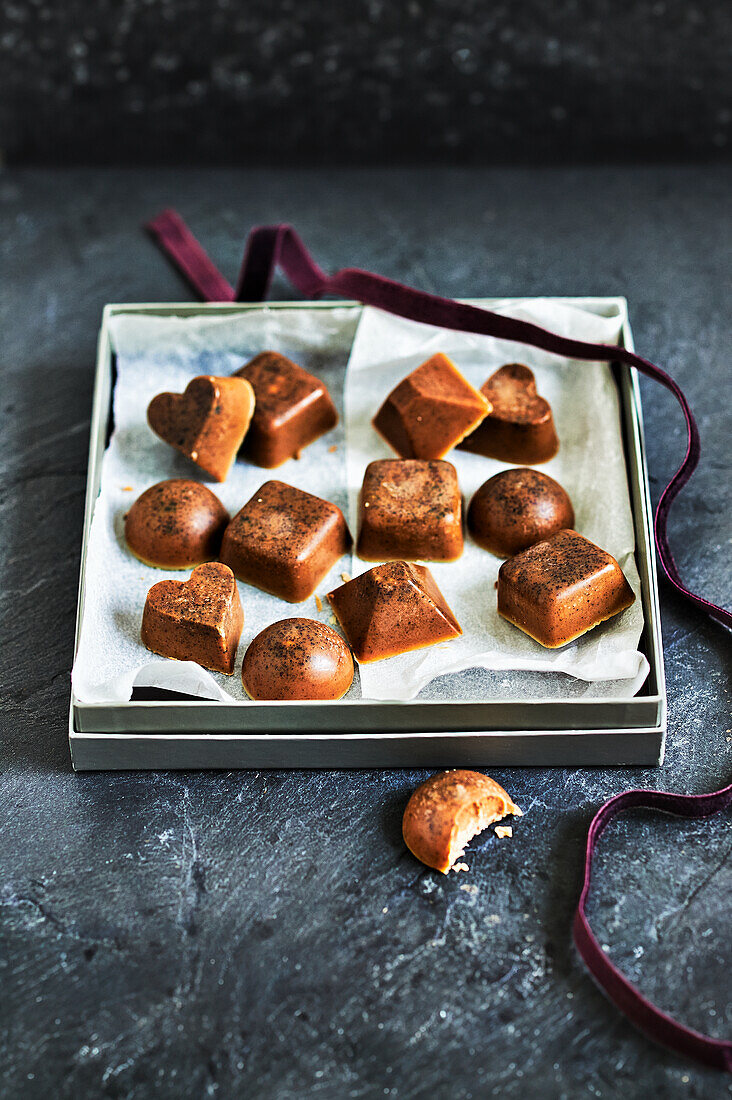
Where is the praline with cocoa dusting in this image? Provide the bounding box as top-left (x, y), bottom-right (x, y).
top-left (125, 479), bottom-right (229, 569)
top-left (242, 618), bottom-right (354, 700)
top-left (468, 467), bottom-right (574, 558)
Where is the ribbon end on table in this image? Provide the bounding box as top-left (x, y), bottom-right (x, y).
top-left (144, 208), bottom-right (235, 303)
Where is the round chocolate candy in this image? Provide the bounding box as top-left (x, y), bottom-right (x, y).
top-left (242, 618), bottom-right (354, 701)
top-left (125, 479), bottom-right (229, 569)
top-left (468, 467), bottom-right (574, 558)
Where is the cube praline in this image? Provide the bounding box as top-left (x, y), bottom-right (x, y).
top-left (220, 480), bottom-right (351, 603)
top-left (356, 459), bottom-right (463, 562)
top-left (234, 351), bottom-right (338, 468)
top-left (497, 529), bottom-right (635, 648)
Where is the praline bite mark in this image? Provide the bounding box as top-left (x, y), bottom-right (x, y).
top-left (327, 560), bottom-right (462, 663)
top-left (459, 363), bottom-right (558, 464)
top-left (141, 562), bottom-right (244, 675)
top-left (124, 479), bottom-right (229, 569)
top-left (373, 353), bottom-right (490, 460)
top-left (402, 770), bottom-right (522, 874)
top-left (357, 458), bottom-right (463, 562)
top-left (220, 480), bottom-right (351, 603)
top-left (468, 467), bottom-right (574, 558)
top-left (234, 351), bottom-right (338, 468)
top-left (497, 528), bottom-right (635, 648)
top-left (147, 374), bottom-right (255, 482)
top-left (242, 618), bottom-right (354, 700)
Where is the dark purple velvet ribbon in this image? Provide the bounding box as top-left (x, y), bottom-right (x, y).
top-left (575, 783), bottom-right (732, 1071)
top-left (147, 208), bottom-right (235, 303)
top-left (146, 210), bottom-right (732, 1068)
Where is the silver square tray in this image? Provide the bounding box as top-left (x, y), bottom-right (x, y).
top-left (69, 299), bottom-right (666, 769)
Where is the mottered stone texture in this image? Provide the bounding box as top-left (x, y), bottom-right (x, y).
top-left (1, 0), bottom-right (731, 165)
top-left (1, 166), bottom-right (731, 1099)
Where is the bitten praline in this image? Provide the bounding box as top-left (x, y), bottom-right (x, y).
top-left (468, 468), bottom-right (574, 558)
top-left (242, 618), bottom-right (355, 700)
top-left (125, 479), bottom-right (229, 569)
top-left (402, 771), bottom-right (522, 874)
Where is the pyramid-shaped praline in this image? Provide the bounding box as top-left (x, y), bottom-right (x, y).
top-left (373, 354), bottom-right (490, 460)
top-left (327, 561), bottom-right (462, 663)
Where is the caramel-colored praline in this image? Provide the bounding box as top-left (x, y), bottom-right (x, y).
top-left (141, 562), bottom-right (244, 675)
top-left (242, 618), bottom-right (354, 701)
top-left (357, 459), bottom-right (463, 562)
top-left (468, 468), bottom-right (574, 558)
top-left (373, 353), bottom-right (490, 460)
top-left (147, 375), bottom-right (255, 482)
top-left (328, 561), bottom-right (462, 663)
top-left (497, 528), bottom-right (635, 648)
top-left (402, 770), bottom-right (522, 874)
top-left (124, 479), bottom-right (229, 569)
top-left (220, 480), bottom-right (351, 603)
top-left (459, 363), bottom-right (558, 464)
top-left (234, 351), bottom-right (338, 468)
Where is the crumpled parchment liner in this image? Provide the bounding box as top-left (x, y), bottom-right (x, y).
top-left (344, 302), bottom-right (648, 701)
top-left (72, 307), bottom-right (360, 704)
top-left (72, 300), bottom-right (647, 705)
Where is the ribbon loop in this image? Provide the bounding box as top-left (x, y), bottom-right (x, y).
top-left (574, 782), bottom-right (732, 1071)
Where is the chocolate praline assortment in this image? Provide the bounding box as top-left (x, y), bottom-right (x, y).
top-left (234, 351), bottom-right (338, 468)
top-left (468, 468), bottom-right (574, 558)
top-left (125, 479), bottom-right (229, 569)
top-left (497, 528), bottom-right (635, 648)
top-left (242, 618), bottom-right (355, 701)
top-left (373, 353), bottom-right (490, 460)
top-left (459, 363), bottom-right (558, 464)
top-left (328, 561), bottom-right (462, 663)
top-left (141, 562), bottom-right (244, 675)
top-left (357, 459), bottom-right (463, 562)
top-left (220, 480), bottom-right (351, 603)
top-left (147, 374), bottom-right (255, 482)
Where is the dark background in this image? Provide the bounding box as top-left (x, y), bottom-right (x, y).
top-left (2, 2), bottom-right (732, 1098)
top-left (1, 162), bottom-right (730, 1100)
top-left (2, 0), bottom-right (731, 165)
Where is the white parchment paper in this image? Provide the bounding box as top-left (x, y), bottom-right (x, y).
top-left (72, 300), bottom-right (647, 705)
top-left (72, 307), bottom-right (360, 704)
top-left (344, 302), bottom-right (648, 701)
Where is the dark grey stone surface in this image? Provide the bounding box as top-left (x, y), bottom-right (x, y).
top-left (2, 1), bottom-right (731, 165)
top-left (1, 166), bottom-right (730, 1099)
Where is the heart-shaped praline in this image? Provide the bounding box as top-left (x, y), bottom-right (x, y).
top-left (147, 375), bottom-right (255, 482)
top-left (141, 562), bottom-right (244, 674)
top-left (459, 363), bottom-right (559, 464)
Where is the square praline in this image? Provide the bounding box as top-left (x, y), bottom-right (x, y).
top-left (220, 480), bottom-right (351, 603)
top-left (234, 351), bottom-right (338, 468)
top-left (357, 459), bottom-right (463, 562)
top-left (497, 528), bottom-right (635, 648)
